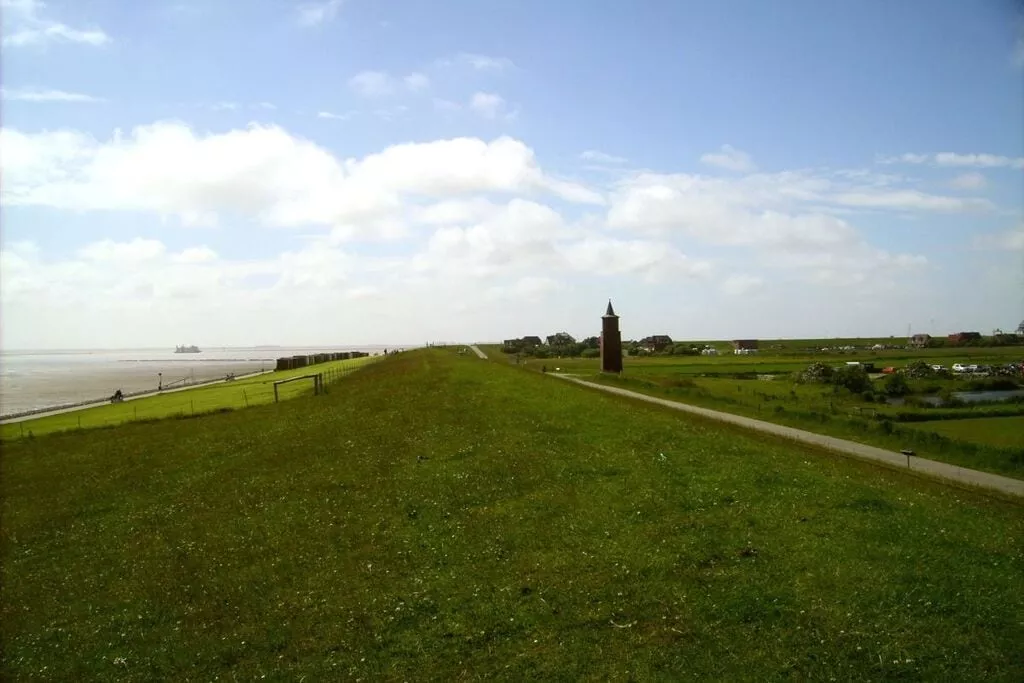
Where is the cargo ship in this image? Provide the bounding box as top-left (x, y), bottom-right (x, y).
top-left (174, 344), bottom-right (201, 353)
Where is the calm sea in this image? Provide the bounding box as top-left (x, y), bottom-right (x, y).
top-left (0, 346), bottom-right (393, 416)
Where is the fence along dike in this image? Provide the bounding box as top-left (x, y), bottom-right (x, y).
top-left (3, 352), bottom-right (373, 440)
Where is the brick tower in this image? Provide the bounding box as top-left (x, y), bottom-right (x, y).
top-left (600, 299), bottom-right (623, 373)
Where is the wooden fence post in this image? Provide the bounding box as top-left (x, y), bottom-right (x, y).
top-left (274, 383), bottom-right (279, 403)
top-left (243, 389), bottom-right (249, 407)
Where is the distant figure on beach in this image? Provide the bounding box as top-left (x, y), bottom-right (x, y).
top-left (111, 389), bottom-right (124, 403)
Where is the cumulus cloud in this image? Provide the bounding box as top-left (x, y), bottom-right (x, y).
top-left (469, 92), bottom-right (507, 119)
top-left (349, 70), bottom-right (431, 97)
top-left (0, 122), bottom-right (605, 233)
top-left (975, 225), bottom-right (1024, 251)
top-left (721, 274), bottom-right (763, 296)
top-left (296, 0), bottom-right (343, 26)
top-left (949, 172), bottom-right (986, 190)
top-left (3, 121), bottom-right (1005, 348)
top-left (404, 72), bottom-right (431, 92)
top-left (1, 0), bottom-right (110, 47)
top-left (700, 144), bottom-right (755, 172)
top-left (580, 150), bottom-right (627, 164)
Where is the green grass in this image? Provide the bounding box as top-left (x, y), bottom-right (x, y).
top-left (904, 416), bottom-right (1024, 449)
top-left (0, 356), bottom-right (376, 441)
top-left (494, 352), bottom-right (1024, 479)
top-left (2, 349), bottom-right (1022, 680)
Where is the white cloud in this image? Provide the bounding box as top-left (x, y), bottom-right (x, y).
top-left (436, 53), bottom-right (516, 72)
top-left (349, 70), bottom-right (430, 97)
top-left (1013, 19), bottom-right (1024, 68)
top-left (317, 110), bottom-right (353, 121)
top-left (975, 225), bottom-right (1024, 251)
top-left (433, 98), bottom-right (462, 113)
top-left (254, 102), bottom-right (276, 110)
top-left (1, 87), bottom-right (105, 103)
top-left (0, 123), bottom-right (605, 233)
top-left (721, 274), bottom-right (763, 296)
top-left (700, 144), bottom-right (755, 172)
top-left (831, 190), bottom-right (990, 211)
top-left (79, 238), bottom-right (166, 263)
top-left (876, 153), bottom-right (929, 165)
top-left (949, 172), bottom-right (986, 190)
top-left (349, 71), bottom-right (395, 97)
top-left (210, 102), bottom-right (239, 111)
top-left (878, 152), bottom-right (1024, 169)
top-left (1, 0), bottom-right (110, 47)
top-left (580, 150), bottom-right (627, 164)
top-left (469, 92), bottom-right (506, 119)
top-left (562, 237), bottom-right (710, 282)
top-left (171, 246), bottom-right (218, 263)
top-left (404, 72), bottom-right (431, 92)
top-left (935, 153), bottom-right (1024, 169)
top-left (297, 0), bottom-right (342, 26)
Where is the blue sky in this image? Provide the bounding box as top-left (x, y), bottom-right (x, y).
top-left (1, 0), bottom-right (1022, 348)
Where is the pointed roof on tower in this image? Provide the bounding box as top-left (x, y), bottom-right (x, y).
top-left (603, 299), bottom-right (618, 318)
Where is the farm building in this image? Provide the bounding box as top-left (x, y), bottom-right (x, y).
top-left (502, 336), bottom-right (543, 352)
top-left (948, 331), bottom-right (982, 345)
top-left (546, 332), bottom-right (576, 347)
top-left (639, 335), bottom-right (673, 352)
top-left (909, 333), bottom-right (931, 348)
top-left (731, 339), bottom-right (759, 355)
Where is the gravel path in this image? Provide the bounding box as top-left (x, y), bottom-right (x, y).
top-left (469, 345), bottom-right (488, 359)
top-left (556, 374), bottom-right (1024, 499)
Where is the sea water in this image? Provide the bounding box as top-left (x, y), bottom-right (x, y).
top-left (0, 346), bottom-right (388, 416)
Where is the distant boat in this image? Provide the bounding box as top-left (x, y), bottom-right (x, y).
top-left (175, 345), bottom-right (201, 353)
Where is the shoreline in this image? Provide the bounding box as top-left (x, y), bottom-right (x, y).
top-left (0, 369), bottom-right (274, 424)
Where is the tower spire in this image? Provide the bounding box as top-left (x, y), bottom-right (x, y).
top-left (604, 299), bottom-right (617, 317)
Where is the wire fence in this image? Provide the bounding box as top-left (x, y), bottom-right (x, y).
top-left (2, 361), bottom-right (367, 441)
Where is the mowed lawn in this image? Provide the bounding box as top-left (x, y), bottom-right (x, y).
top-left (0, 355), bottom-right (376, 441)
top-left (2, 350), bottom-right (1022, 681)
top-left (905, 416), bottom-right (1024, 449)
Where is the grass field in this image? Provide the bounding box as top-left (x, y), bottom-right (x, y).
top-left (486, 347), bottom-right (1024, 479)
top-left (905, 416), bottom-right (1024, 449)
top-left (2, 349), bottom-right (1022, 680)
top-left (0, 355), bottom-right (377, 441)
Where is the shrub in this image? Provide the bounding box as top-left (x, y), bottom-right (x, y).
top-left (581, 348), bottom-right (599, 359)
top-left (832, 365), bottom-right (871, 394)
top-left (801, 362), bottom-right (833, 383)
top-left (904, 360), bottom-right (934, 379)
top-left (884, 373), bottom-right (910, 397)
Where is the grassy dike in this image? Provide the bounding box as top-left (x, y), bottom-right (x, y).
top-left (2, 349), bottom-right (1022, 680)
top-left (0, 355), bottom-right (377, 440)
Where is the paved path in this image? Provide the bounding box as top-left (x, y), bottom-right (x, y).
top-left (555, 374), bottom-right (1024, 499)
top-left (469, 345), bottom-right (488, 359)
top-left (0, 370), bottom-right (275, 425)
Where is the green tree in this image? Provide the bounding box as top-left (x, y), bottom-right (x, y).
top-left (883, 373), bottom-right (910, 397)
top-left (832, 365), bottom-right (870, 393)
